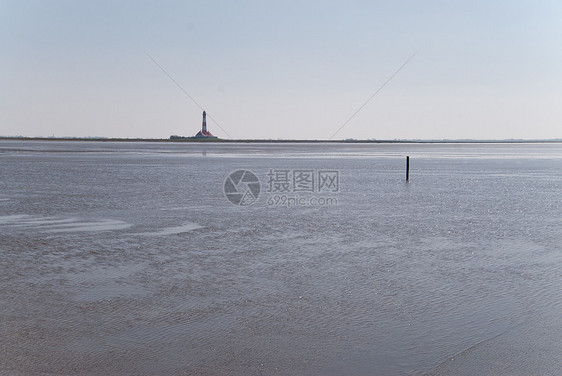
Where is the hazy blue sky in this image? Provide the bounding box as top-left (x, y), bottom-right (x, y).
top-left (1, 0), bottom-right (561, 139)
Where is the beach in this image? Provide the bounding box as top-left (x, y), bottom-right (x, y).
top-left (1, 140), bottom-right (561, 375)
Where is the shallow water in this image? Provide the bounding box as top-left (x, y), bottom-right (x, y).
top-left (1, 141), bottom-right (561, 375)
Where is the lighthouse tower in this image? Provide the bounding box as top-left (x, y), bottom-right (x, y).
top-left (202, 111), bottom-right (207, 133)
top-left (193, 110), bottom-right (216, 138)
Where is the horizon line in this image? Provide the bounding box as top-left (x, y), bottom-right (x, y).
top-left (1, 136), bottom-right (561, 144)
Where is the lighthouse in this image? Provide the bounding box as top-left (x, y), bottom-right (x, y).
top-left (202, 111), bottom-right (207, 133)
top-left (193, 110), bottom-right (217, 138)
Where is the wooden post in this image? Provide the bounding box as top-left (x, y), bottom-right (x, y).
top-left (406, 156), bottom-right (410, 181)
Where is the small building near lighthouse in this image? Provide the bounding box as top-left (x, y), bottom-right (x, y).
top-left (193, 111), bottom-right (217, 138)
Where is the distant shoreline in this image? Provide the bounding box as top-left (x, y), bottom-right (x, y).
top-left (0, 136), bottom-right (561, 144)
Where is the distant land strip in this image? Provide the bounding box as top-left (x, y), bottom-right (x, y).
top-left (0, 136), bottom-right (561, 143)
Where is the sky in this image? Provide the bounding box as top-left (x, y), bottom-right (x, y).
top-left (1, 0), bottom-right (561, 140)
